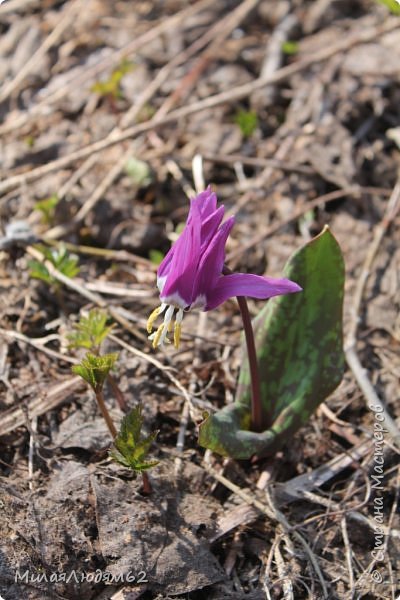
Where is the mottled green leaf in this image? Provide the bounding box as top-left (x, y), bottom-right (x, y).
top-left (199, 226), bottom-right (345, 458)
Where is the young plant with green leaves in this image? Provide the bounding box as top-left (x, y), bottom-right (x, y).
top-left (29, 244), bottom-right (79, 288)
top-left (68, 309), bottom-right (115, 355)
top-left (68, 309), bottom-right (126, 411)
top-left (70, 312), bottom-right (157, 493)
top-left (72, 352), bottom-right (119, 438)
top-left (147, 188), bottom-right (344, 460)
top-left (91, 60), bottom-right (133, 101)
top-left (34, 194), bottom-right (59, 226)
top-left (110, 405), bottom-right (158, 494)
top-left (234, 109), bottom-right (258, 138)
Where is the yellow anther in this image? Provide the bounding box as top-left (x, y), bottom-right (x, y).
top-left (174, 322), bottom-right (182, 348)
top-left (147, 306), bottom-right (161, 333)
top-left (152, 323), bottom-right (165, 348)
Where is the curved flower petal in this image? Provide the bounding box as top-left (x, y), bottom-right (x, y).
top-left (192, 217), bottom-right (235, 302)
top-left (157, 245), bottom-right (174, 285)
top-left (160, 203), bottom-right (201, 305)
top-left (189, 187), bottom-right (217, 221)
top-left (200, 205), bottom-right (225, 249)
top-left (205, 273), bottom-right (302, 310)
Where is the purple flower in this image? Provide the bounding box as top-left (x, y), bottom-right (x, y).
top-left (147, 187), bottom-right (301, 348)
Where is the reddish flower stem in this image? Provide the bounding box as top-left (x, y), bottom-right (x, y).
top-left (236, 296), bottom-right (264, 432)
top-left (223, 266), bottom-right (263, 432)
top-left (95, 388), bottom-right (117, 438)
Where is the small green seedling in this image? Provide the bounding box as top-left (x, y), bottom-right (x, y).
top-left (34, 194), bottom-right (59, 225)
top-left (91, 60), bottom-right (133, 100)
top-left (72, 352), bottom-right (156, 493)
top-left (68, 309), bottom-right (114, 354)
top-left (29, 245), bottom-right (79, 287)
top-left (69, 310), bottom-right (127, 412)
top-left (110, 405), bottom-right (159, 473)
top-left (72, 352), bottom-right (119, 439)
top-left (234, 109), bottom-right (258, 138)
top-left (72, 352), bottom-right (119, 394)
top-left (281, 40), bottom-right (299, 55)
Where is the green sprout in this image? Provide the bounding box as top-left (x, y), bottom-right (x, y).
top-left (24, 135), bottom-right (36, 148)
top-left (281, 40), bottom-right (299, 55)
top-left (110, 405), bottom-right (159, 473)
top-left (68, 309), bottom-right (114, 354)
top-left (234, 109), bottom-right (258, 138)
top-left (91, 60), bottom-right (133, 100)
top-left (34, 194), bottom-right (59, 225)
top-left (72, 352), bottom-right (119, 439)
top-left (29, 244), bottom-right (79, 287)
top-left (72, 352), bottom-right (119, 393)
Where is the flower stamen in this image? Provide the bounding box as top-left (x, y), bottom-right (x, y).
top-left (147, 304), bottom-right (181, 348)
top-left (174, 308), bottom-right (184, 348)
top-left (146, 303), bottom-right (166, 334)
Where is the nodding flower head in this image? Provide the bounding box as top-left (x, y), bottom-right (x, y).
top-left (147, 187), bottom-right (301, 348)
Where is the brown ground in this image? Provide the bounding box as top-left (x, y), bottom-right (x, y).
top-left (0, 1), bottom-right (400, 599)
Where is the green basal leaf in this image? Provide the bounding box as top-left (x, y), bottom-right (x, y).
top-left (72, 352), bottom-right (119, 392)
top-left (110, 405), bottom-right (159, 472)
top-left (68, 309), bottom-right (114, 352)
top-left (199, 226), bottom-right (345, 459)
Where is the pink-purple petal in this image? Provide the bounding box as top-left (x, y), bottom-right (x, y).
top-left (160, 204), bottom-right (201, 305)
top-left (205, 273), bottom-right (302, 310)
top-left (192, 217), bottom-right (235, 300)
top-left (200, 205), bottom-right (225, 249)
top-left (157, 245), bottom-right (175, 280)
top-left (187, 187), bottom-right (217, 223)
